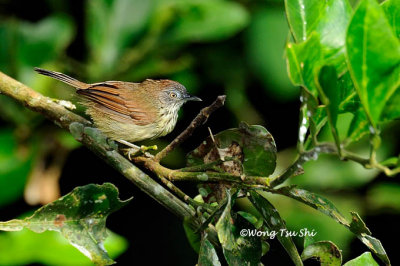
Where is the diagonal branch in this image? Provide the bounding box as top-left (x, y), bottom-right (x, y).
top-left (0, 71), bottom-right (196, 224)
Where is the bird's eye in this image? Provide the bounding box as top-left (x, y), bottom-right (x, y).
top-left (169, 92), bottom-right (178, 98)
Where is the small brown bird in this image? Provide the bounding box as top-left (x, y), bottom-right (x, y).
top-left (34, 68), bottom-right (201, 147)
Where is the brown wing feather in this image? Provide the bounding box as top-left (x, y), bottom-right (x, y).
top-left (77, 81), bottom-right (158, 125)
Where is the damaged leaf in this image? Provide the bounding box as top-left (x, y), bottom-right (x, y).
top-left (301, 241), bottom-right (342, 265)
top-left (187, 122), bottom-right (277, 177)
top-left (216, 191), bottom-right (262, 265)
top-left (0, 183), bottom-right (131, 265)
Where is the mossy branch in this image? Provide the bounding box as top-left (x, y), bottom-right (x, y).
top-left (0, 71), bottom-right (196, 224)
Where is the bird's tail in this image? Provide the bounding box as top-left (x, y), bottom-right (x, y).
top-left (34, 67), bottom-right (88, 89)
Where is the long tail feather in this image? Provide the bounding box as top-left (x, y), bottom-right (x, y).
top-left (34, 67), bottom-right (88, 89)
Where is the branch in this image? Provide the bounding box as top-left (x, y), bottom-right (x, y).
top-left (154, 95), bottom-right (226, 162)
top-left (0, 71), bottom-right (197, 224)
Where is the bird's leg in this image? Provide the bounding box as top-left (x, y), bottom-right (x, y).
top-left (117, 140), bottom-right (156, 159)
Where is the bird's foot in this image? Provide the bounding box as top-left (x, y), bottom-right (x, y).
top-left (117, 140), bottom-right (157, 160)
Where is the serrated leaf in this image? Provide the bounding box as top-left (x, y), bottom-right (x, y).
top-left (249, 191), bottom-right (302, 266)
top-left (343, 252), bottom-right (379, 266)
top-left (0, 183), bottom-right (131, 265)
top-left (198, 233), bottom-right (221, 266)
top-left (301, 241), bottom-right (342, 265)
top-left (346, 0), bottom-right (400, 127)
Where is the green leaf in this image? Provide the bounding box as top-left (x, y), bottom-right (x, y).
top-left (286, 33), bottom-right (323, 97)
top-left (216, 192), bottom-right (262, 265)
top-left (17, 15), bottom-right (74, 68)
top-left (273, 186), bottom-right (390, 265)
top-left (86, 0), bottom-right (152, 73)
top-left (382, 0), bottom-right (400, 39)
top-left (285, 0), bottom-right (352, 73)
top-left (349, 212), bottom-right (390, 265)
top-left (249, 191), bottom-right (302, 266)
top-left (198, 233), bottom-right (221, 266)
top-left (344, 252), bottom-right (379, 266)
top-left (381, 87), bottom-right (400, 120)
top-left (0, 229), bottom-right (127, 266)
top-left (245, 8), bottom-right (297, 101)
top-left (301, 241), bottom-right (342, 265)
top-left (187, 122), bottom-right (277, 177)
top-left (346, 0), bottom-right (400, 126)
top-left (316, 65), bottom-right (341, 149)
top-left (0, 129), bottom-right (35, 207)
top-left (183, 217), bottom-right (201, 253)
top-left (216, 192), bottom-right (236, 251)
top-left (237, 211), bottom-right (262, 229)
top-left (166, 0), bottom-right (249, 43)
top-left (0, 183), bottom-right (131, 265)
top-left (366, 182), bottom-right (400, 212)
top-left (347, 108), bottom-right (369, 142)
top-left (285, 0), bottom-right (351, 46)
top-left (275, 187), bottom-right (349, 226)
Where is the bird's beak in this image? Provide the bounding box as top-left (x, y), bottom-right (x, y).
top-left (185, 95), bottom-right (202, 102)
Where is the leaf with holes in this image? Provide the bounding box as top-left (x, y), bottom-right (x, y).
top-left (0, 183), bottom-right (131, 265)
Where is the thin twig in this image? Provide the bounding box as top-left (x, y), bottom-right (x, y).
top-left (154, 95), bottom-right (226, 162)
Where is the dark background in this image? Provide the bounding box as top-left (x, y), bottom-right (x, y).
top-left (0, 0), bottom-right (399, 265)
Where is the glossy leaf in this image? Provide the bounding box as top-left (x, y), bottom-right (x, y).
top-left (346, 0), bottom-right (400, 126)
top-left (382, 0), bottom-right (400, 39)
top-left (249, 191), bottom-right (302, 266)
top-left (0, 183), bottom-right (131, 265)
top-left (343, 252), bottom-right (379, 266)
top-left (285, 0), bottom-right (352, 73)
top-left (198, 233), bottom-right (221, 266)
top-left (285, 0), bottom-right (351, 47)
top-left (166, 0), bottom-right (249, 43)
top-left (187, 122), bottom-right (277, 177)
top-left (286, 33), bottom-right (323, 97)
top-left (301, 241), bottom-right (342, 265)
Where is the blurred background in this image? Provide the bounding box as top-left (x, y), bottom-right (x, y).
top-left (0, 0), bottom-right (399, 265)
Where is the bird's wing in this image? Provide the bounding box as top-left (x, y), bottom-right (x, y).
top-left (77, 81), bottom-right (158, 125)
